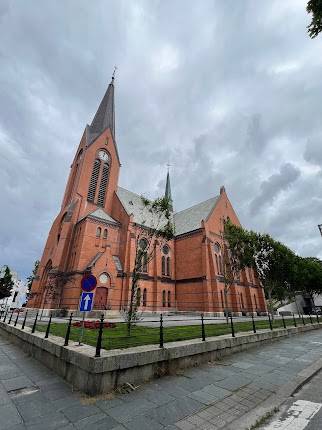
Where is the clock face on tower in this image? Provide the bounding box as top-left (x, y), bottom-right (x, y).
top-left (98, 150), bottom-right (109, 162)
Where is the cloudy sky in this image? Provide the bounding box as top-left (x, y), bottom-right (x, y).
top-left (1, 0), bottom-right (322, 279)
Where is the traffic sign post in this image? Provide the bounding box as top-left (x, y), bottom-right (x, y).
top-left (79, 292), bottom-right (94, 312)
top-left (78, 291), bottom-right (94, 345)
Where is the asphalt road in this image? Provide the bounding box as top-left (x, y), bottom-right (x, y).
top-left (262, 368), bottom-right (322, 429)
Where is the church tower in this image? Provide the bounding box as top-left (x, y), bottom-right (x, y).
top-left (28, 76), bottom-right (123, 311)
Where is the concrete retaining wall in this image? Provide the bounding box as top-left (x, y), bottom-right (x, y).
top-left (0, 321), bottom-right (321, 396)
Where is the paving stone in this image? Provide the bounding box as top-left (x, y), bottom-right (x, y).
top-left (62, 404), bottom-right (102, 423)
top-left (123, 415), bottom-right (164, 430)
top-left (96, 397), bottom-right (126, 412)
top-left (148, 397), bottom-right (204, 426)
top-left (24, 412), bottom-right (70, 430)
top-left (0, 403), bottom-right (23, 430)
top-left (215, 374), bottom-right (252, 391)
top-left (75, 413), bottom-right (120, 430)
top-left (107, 398), bottom-right (156, 423)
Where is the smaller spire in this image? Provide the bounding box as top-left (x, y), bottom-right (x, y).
top-left (90, 72), bottom-right (115, 138)
top-left (164, 168), bottom-right (173, 211)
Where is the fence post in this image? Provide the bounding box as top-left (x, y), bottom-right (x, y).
top-left (159, 314), bottom-right (164, 348)
top-left (230, 315), bottom-right (235, 338)
top-left (22, 310), bottom-right (28, 330)
top-left (282, 314), bottom-right (286, 329)
top-left (14, 309), bottom-right (20, 327)
top-left (301, 314), bottom-right (305, 325)
top-left (3, 309), bottom-right (8, 322)
top-left (95, 314), bottom-right (104, 357)
top-left (201, 314), bottom-right (206, 341)
top-left (317, 313), bottom-right (320, 324)
top-left (45, 314), bottom-right (52, 339)
top-left (251, 314), bottom-right (256, 333)
top-left (64, 313), bottom-right (73, 346)
top-left (31, 311), bottom-right (39, 333)
top-left (268, 314), bottom-right (273, 330)
top-left (293, 313), bottom-right (297, 327)
top-left (8, 310), bottom-right (14, 325)
top-left (309, 314), bottom-right (313, 324)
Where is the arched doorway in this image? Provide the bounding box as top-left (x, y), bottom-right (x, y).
top-left (94, 287), bottom-right (108, 309)
top-left (93, 272), bottom-right (111, 310)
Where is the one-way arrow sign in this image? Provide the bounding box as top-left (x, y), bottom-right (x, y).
top-left (79, 292), bottom-right (94, 312)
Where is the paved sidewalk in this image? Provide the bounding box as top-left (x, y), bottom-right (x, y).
top-left (1, 330), bottom-right (322, 430)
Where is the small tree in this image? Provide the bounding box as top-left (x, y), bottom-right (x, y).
top-left (0, 266), bottom-right (14, 301)
top-left (125, 195), bottom-right (174, 335)
top-left (26, 260), bottom-right (39, 299)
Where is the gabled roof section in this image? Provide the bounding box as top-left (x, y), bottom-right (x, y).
top-left (116, 187), bottom-right (170, 228)
top-left (174, 196), bottom-right (219, 236)
top-left (117, 186), bottom-right (219, 236)
top-left (78, 208), bottom-right (119, 226)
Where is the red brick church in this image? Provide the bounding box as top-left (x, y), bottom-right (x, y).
top-left (28, 78), bottom-right (267, 316)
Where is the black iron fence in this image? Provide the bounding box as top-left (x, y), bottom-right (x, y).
top-left (0, 307), bottom-right (320, 358)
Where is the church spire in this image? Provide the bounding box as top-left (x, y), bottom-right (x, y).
top-left (164, 170), bottom-right (173, 211)
top-left (90, 74), bottom-right (115, 139)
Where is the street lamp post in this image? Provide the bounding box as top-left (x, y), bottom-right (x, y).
top-left (318, 224), bottom-right (322, 237)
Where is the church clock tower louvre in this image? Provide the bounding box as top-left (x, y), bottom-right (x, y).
top-left (28, 77), bottom-right (267, 318)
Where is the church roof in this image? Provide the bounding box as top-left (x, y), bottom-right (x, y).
top-left (174, 196), bottom-right (219, 236)
top-left (117, 186), bottom-right (219, 236)
top-left (90, 78), bottom-right (115, 138)
top-left (79, 208), bottom-right (119, 225)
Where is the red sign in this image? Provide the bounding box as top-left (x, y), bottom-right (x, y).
top-left (81, 274), bottom-right (97, 292)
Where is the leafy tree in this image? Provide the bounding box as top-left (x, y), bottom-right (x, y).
top-left (307, 0), bottom-right (322, 38)
top-left (0, 266), bottom-right (14, 300)
top-left (26, 260), bottom-right (39, 299)
top-left (124, 195), bottom-right (174, 335)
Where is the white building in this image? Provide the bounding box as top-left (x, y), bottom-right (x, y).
top-left (0, 267), bottom-right (27, 310)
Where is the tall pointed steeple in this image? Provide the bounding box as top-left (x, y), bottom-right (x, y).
top-left (164, 170), bottom-right (173, 211)
top-left (89, 75), bottom-right (115, 140)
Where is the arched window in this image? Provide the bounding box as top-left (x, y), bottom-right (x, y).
top-left (219, 256), bottom-right (223, 275)
top-left (220, 290), bottom-right (224, 308)
top-left (103, 229), bottom-right (108, 239)
top-left (138, 238), bottom-right (148, 273)
top-left (167, 291), bottom-right (171, 307)
top-left (254, 294), bottom-right (257, 309)
top-left (214, 243), bottom-right (223, 275)
top-left (96, 227), bottom-right (101, 238)
top-left (87, 159), bottom-right (101, 202)
top-left (166, 257), bottom-right (170, 276)
top-left (215, 255), bottom-right (219, 273)
top-left (136, 288), bottom-right (141, 307)
top-left (162, 256), bottom-right (166, 275)
top-left (240, 293), bottom-right (244, 309)
top-left (162, 290), bottom-right (166, 307)
top-left (57, 212), bottom-right (67, 243)
top-left (143, 288), bottom-right (147, 307)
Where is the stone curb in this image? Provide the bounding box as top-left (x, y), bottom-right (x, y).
top-left (226, 356), bottom-right (322, 429)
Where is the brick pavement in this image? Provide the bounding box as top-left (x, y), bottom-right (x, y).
top-left (1, 330), bottom-right (322, 429)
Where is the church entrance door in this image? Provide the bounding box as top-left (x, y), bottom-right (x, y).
top-left (94, 287), bottom-right (108, 310)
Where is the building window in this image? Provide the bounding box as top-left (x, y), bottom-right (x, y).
top-left (254, 294), bottom-right (257, 309)
top-left (240, 293), bottom-right (244, 308)
top-left (167, 291), bottom-right (171, 307)
top-left (138, 238), bottom-right (148, 273)
top-left (96, 227), bottom-right (101, 238)
top-left (166, 257), bottom-right (170, 276)
top-left (136, 288), bottom-right (141, 307)
top-left (87, 159), bottom-right (101, 202)
top-left (162, 290), bottom-right (166, 307)
top-left (143, 288), bottom-right (147, 307)
top-left (103, 229), bottom-right (108, 239)
top-left (214, 243), bottom-right (223, 275)
top-left (220, 290), bottom-right (224, 308)
top-left (162, 256), bottom-right (166, 275)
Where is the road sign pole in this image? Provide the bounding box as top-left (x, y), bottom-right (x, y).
top-left (79, 312), bottom-right (86, 346)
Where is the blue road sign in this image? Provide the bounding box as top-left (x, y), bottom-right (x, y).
top-left (81, 274), bottom-right (97, 292)
top-left (79, 292), bottom-right (94, 312)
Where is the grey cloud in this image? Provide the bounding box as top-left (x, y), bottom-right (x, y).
top-left (304, 135), bottom-right (322, 166)
top-left (1, 0), bottom-right (322, 278)
top-left (249, 163), bottom-right (301, 215)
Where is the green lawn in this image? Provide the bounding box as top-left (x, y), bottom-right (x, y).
top-left (35, 316), bottom-right (316, 351)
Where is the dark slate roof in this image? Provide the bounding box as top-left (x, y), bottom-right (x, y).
top-left (90, 79), bottom-right (115, 138)
top-left (173, 196), bottom-right (219, 236)
top-left (117, 186), bottom-right (219, 236)
top-left (79, 208), bottom-right (119, 225)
